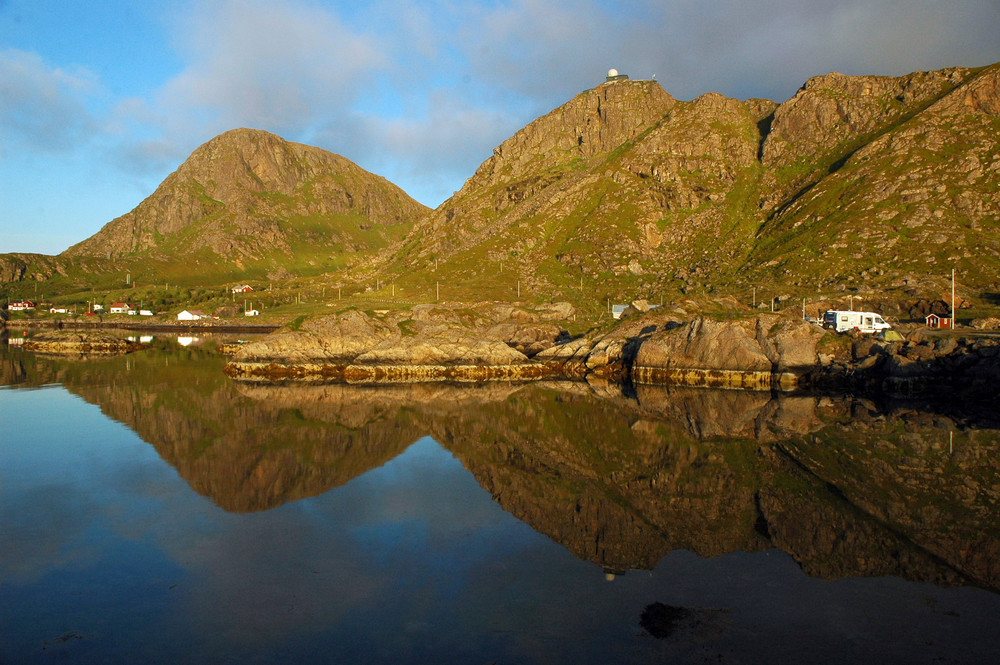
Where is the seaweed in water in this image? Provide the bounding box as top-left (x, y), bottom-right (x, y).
top-left (640, 602), bottom-right (691, 639)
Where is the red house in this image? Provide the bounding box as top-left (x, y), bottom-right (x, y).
top-left (925, 314), bottom-right (953, 329)
top-left (8, 300), bottom-right (35, 311)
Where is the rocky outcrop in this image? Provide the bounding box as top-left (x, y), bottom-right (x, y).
top-left (22, 331), bottom-right (145, 355)
top-left (226, 302), bottom-right (574, 381)
top-left (225, 301), bottom-right (1000, 400)
top-left (802, 332), bottom-right (1000, 397)
top-left (226, 305), bottom-right (832, 389)
top-left (630, 315), bottom-right (825, 389)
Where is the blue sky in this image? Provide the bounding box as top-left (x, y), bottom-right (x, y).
top-left (2, 0), bottom-right (999, 255)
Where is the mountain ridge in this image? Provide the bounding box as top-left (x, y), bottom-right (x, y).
top-left (3, 62), bottom-right (999, 316)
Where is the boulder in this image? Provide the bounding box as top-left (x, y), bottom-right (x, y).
top-left (233, 310), bottom-right (399, 363)
top-left (635, 317), bottom-right (772, 372)
top-left (634, 315), bottom-right (823, 373)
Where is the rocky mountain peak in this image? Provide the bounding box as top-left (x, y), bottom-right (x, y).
top-left (62, 128), bottom-right (428, 270)
top-left (473, 79), bottom-right (675, 190)
top-left (761, 67), bottom-right (972, 169)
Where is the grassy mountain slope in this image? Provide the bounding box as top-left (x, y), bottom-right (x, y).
top-left (747, 63), bottom-right (1000, 296)
top-left (368, 64), bottom-right (999, 313)
top-left (61, 128), bottom-right (429, 284)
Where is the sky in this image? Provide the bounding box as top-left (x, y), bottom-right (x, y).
top-left (2, 0), bottom-right (999, 255)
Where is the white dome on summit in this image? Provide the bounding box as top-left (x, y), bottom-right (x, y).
top-left (608, 68), bottom-right (619, 77)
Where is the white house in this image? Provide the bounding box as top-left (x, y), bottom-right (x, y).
top-left (244, 309), bottom-right (260, 317)
top-left (8, 300), bottom-right (35, 311)
top-left (49, 307), bottom-right (67, 314)
top-left (109, 302), bottom-right (132, 314)
top-left (177, 310), bottom-right (209, 321)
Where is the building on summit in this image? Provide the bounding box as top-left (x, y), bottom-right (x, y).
top-left (605, 68), bottom-right (629, 83)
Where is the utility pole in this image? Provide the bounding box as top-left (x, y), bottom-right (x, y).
top-left (952, 268), bottom-right (956, 329)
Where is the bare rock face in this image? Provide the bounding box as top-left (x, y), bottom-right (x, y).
top-left (761, 68), bottom-right (970, 169)
top-left (635, 317), bottom-right (769, 371)
top-left (629, 315), bottom-right (824, 387)
top-left (479, 80), bottom-right (677, 187)
top-left (0, 255), bottom-right (27, 282)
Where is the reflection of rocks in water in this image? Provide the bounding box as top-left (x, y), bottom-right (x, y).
top-left (0, 343), bottom-right (59, 387)
top-left (429, 384), bottom-right (1000, 592)
top-left (14, 345), bottom-right (1000, 591)
top-left (0, 352), bottom-right (28, 387)
top-left (29, 349), bottom-right (424, 513)
top-left (631, 384), bottom-right (821, 441)
top-left (235, 380), bottom-right (527, 429)
top-left (434, 385), bottom-right (775, 570)
top-left (768, 406), bottom-right (1000, 591)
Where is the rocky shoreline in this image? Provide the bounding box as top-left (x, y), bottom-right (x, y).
top-left (221, 302), bottom-right (1000, 399)
top-left (11, 300), bottom-right (999, 399)
top-left (3, 318), bottom-right (280, 334)
top-left (22, 330), bottom-right (147, 356)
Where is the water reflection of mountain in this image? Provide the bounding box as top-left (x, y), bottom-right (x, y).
top-left (6, 344), bottom-right (423, 512)
top-left (7, 343), bottom-right (999, 592)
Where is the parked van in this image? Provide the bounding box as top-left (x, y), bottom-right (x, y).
top-left (823, 310), bottom-right (892, 334)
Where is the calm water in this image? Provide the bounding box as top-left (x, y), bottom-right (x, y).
top-left (2, 335), bottom-right (1000, 664)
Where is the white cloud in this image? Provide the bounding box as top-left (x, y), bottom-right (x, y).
top-left (314, 93), bottom-right (515, 206)
top-left (0, 48), bottom-right (101, 156)
top-left (158, 0), bottom-right (385, 136)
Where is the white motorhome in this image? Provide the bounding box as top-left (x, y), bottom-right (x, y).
top-left (823, 310), bottom-right (892, 334)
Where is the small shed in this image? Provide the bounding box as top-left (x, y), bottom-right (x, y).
top-left (925, 313), bottom-right (953, 329)
top-left (611, 304), bottom-right (628, 319)
top-left (177, 310), bottom-right (208, 321)
top-left (244, 309), bottom-right (260, 317)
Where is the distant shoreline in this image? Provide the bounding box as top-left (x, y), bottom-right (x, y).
top-left (1, 319), bottom-right (280, 334)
